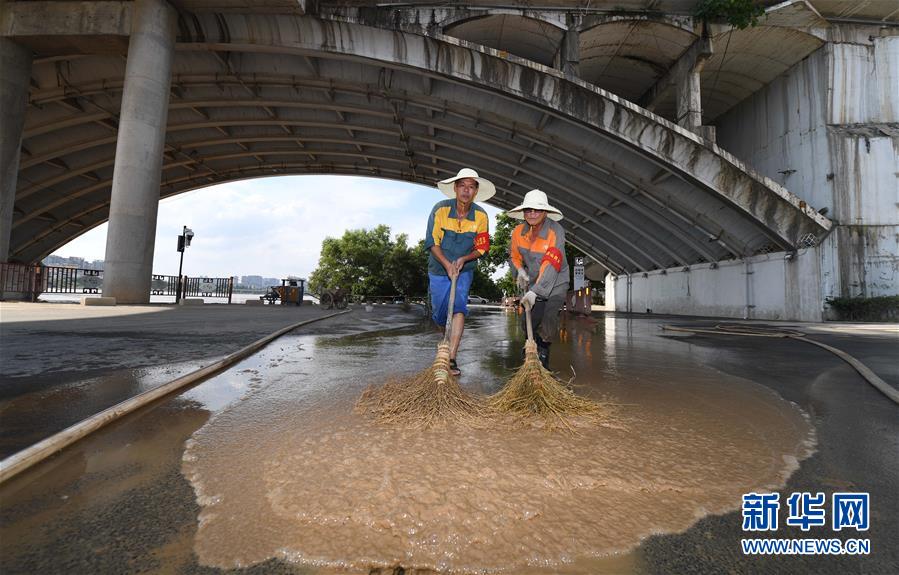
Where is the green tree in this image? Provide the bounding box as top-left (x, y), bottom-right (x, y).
top-left (496, 268), bottom-right (517, 298)
top-left (694, 0), bottom-right (764, 29)
top-left (484, 213), bottom-right (517, 272)
top-left (385, 235), bottom-right (429, 296)
top-left (309, 225), bottom-right (404, 298)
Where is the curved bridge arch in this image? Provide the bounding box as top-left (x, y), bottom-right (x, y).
top-left (442, 13), bottom-right (566, 67)
top-left (12, 13), bottom-right (831, 275)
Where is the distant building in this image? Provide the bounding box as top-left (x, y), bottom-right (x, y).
top-left (42, 255), bottom-right (104, 270)
top-left (239, 275), bottom-right (279, 288)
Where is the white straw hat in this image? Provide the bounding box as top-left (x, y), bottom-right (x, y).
top-left (437, 168), bottom-right (496, 202)
top-left (505, 189), bottom-right (564, 221)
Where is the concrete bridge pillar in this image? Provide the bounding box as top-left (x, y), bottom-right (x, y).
top-left (558, 20), bottom-right (579, 77)
top-left (675, 68), bottom-right (703, 132)
top-left (0, 38), bottom-right (32, 263)
top-left (102, 0), bottom-right (176, 303)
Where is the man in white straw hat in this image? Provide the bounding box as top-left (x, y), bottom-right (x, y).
top-left (424, 167), bottom-right (496, 376)
top-left (506, 189), bottom-right (569, 370)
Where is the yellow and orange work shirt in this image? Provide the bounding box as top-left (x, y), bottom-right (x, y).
top-left (509, 218), bottom-right (569, 299)
top-left (424, 199), bottom-right (490, 275)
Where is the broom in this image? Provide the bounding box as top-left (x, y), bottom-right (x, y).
top-left (356, 273), bottom-right (486, 428)
top-left (488, 297), bottom-right (608, 430)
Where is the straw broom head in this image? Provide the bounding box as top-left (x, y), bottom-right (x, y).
top-left (356, 342), bottom-right (487, 429)
top-left (489, 340), bottom-right (611, 431)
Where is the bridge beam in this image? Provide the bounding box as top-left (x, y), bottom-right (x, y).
top-left (102, 0), bottom-right (175, 303)
top-left (0, 38), bottom-right (32, 263)
top-left (0, 1), bottom-right (131, 37)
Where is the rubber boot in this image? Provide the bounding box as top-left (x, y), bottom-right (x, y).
top-left (536, 339), bottom-right (551, 370)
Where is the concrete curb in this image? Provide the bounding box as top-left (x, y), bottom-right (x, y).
top-left (81, 296), bottom-right (116, 306)
top-left (0, 309), bottom-right (351, 484)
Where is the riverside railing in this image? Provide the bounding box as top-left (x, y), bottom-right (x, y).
top-left (0, 263), bottom-right (233, 303)
top-left (182, 276), bottom-right (234, 303)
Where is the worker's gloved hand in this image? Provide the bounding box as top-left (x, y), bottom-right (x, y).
top-left (516, 268), bottom-right (530, 291)
top-left (520, 290), bottom-right (537, 310)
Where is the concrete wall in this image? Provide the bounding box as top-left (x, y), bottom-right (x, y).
top-left (715, 26), bottom-right (899, 300)
top-left (607, 247), bottom-right (826, 322)
top-left (601, 25), bottom-right (898, 322)
top-left (713, 48), bottom-right (833, 212)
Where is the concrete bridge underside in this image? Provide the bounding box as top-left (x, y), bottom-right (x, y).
top-left (4, 3), bottom-right (834, 301)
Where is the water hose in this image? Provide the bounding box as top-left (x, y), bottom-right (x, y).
top-left (0, 310), bottom-right (351, 484)
top-left (661, 324), bottom-right (899, 405)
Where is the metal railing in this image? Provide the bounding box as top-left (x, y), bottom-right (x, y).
top-left (150, 274), bottom-right (180, 296)
top-left (182, 276), bottom-right (234, 303)
top-left (42, 266), bottom-right (103, 294)
top-left (1, 263), bottom-right (233, 303)
top-left (1, 263), bottom-right (41, 301)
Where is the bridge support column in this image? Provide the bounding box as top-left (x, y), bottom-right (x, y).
top-left (102, 0), bottom-right (176, 303)
top-left (0, 38), bottom-right (32, 263)
top-left (558, 21), bottom-right (579, 76)
top-left (675, 57), bottom-right (717, 142)
top-left (639, 30), bottom-right (715, 140)
top-left (675, 68), bottom-right (703, 132)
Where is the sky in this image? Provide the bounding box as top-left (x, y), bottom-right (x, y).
top-left (52, 175), bottom-right (504, 280)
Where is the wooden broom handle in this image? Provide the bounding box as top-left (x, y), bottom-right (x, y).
top-left (522, 284), bottom-right (535, 343)
top-left (524, 305), bottom-right (535, 343)
top-left (444, 272), bottom-right (457, 343)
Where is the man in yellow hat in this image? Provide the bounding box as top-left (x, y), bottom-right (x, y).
top-left (425, 168), bottom-right (496, 376)
top-left (506, 189), bottom-right (568, 370)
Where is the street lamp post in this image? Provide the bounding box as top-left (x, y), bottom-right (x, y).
top-left (175, 226), bottom-right (194, 304)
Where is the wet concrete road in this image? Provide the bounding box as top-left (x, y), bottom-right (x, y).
top-left (0, 306), bottom-right (896, 574)
top-left (0, 302), bottom-right (350, 456)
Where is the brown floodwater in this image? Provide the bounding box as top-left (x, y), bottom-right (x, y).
top-left (181, 312), bottom-right (816, 574)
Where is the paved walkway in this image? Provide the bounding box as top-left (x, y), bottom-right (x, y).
top-left (0, 301), bottom-right (347, 378)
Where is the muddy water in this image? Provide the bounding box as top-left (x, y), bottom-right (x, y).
top-left (182, 312), bottom-right (815, 574)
